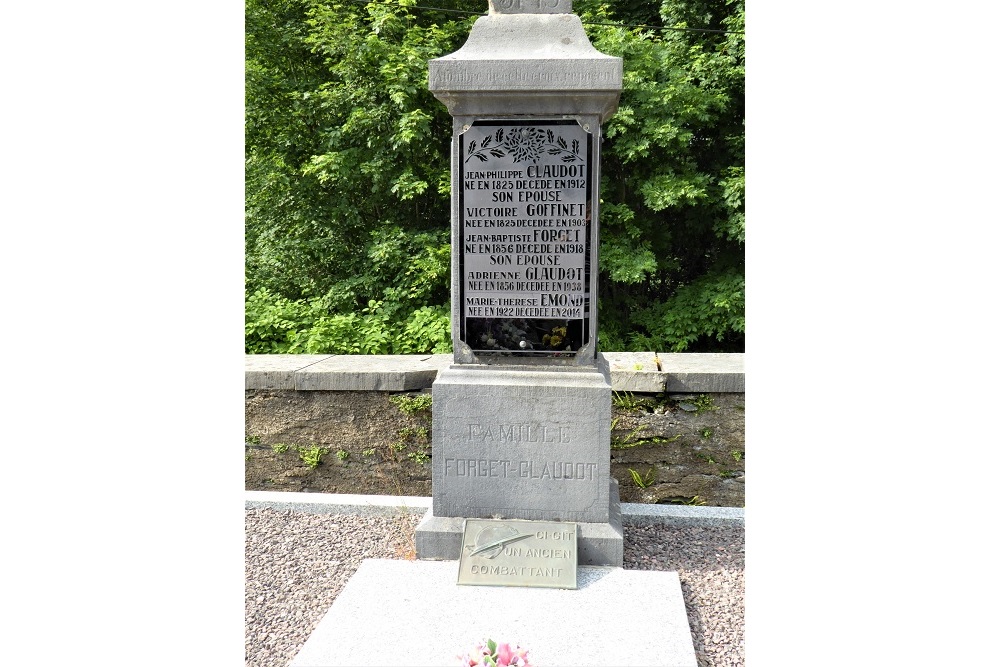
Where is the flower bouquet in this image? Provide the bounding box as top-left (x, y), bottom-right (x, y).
top-left (458, 638), bottom-right (531, 667)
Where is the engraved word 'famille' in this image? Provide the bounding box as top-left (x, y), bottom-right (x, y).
top-left (467, 423), bottom-right (570, 443)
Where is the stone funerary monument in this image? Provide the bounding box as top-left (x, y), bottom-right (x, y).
top-left (288, 5), bottom-right (701, 665)
top-left (414, 0), bottom-right (625, 566)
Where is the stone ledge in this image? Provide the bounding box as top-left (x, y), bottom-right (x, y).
top-left (245, 491), bottom-right (744, 527)
top-left (245, 352), bottom-right (743, 393)
top-left (656, 352), bottom-right (745, 392)
top-left (245, 354), bottom-right (452, 391)
top-left (416, 480), bottom-right (624, 566)
top-left (244, 490), bottom-right (432, 517)
top-left (620, 503), bottom-right (744, 527)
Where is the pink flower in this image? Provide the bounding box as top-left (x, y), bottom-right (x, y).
top-left (496, 643), bottom-right (514, 666)
top-left (511, 645), bottom-right (531, 667)
top-left (459, 639), bottom-right (530, 667)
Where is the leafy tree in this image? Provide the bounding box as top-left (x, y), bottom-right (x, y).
top-left (577, 0), bottom-right (745, 351)
top-left (246, 0), bottom-right (474, 353)
top-left (245, 0), bottom-right (744, 354)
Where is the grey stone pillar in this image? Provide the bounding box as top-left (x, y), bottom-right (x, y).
top-left (415, 1), bottom-right (625, 566)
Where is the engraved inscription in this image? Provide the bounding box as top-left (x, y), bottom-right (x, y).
top-left (435, 68), bottom-right (618, 85)
top-left (469, 565), bottom-right (563, 576)
top-left (467, 423), bottom-right (570, 443)
top-left (460, 121), bottom-right (591, 353)
top-left (491, 0), bottom-right (569, 14)
top-left (458, 519), bottom-right (578, 589)
top-left (443, 457), bottom-right (599, 480)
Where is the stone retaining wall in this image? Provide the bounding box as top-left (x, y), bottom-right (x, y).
top-left (245, 353), bottom-right (744, 507)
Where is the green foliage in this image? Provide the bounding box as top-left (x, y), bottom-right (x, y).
top-left (406, 450), bottom-right (430, 465)
top-left (245, 289), bottom-right (451, 354)
top-left (398, 425), bottom-right (429, 440)
top-left (297, 445), bottom-right (330, 469)
top-left (628, 467), bottom-right (656, 489)
top-left (244, 287), bottom-right (323, 353)
top-left (271, 442), bottom-right (291, 453)
top-left (246, 0), bottom-right (744, 353)
top-left (691, 393), bottom-right (718, 414)
top-left (610, 420), bottom-right (682, 449)
top-left (659, 495), bottom-right (708, 506)
top-left (390, 393), bottom-right (433, 416)
top-left (628, 270), bottom-right (745, 352)
top-left (611, 420), bottom-right (647, 449)
top-left (579, 0), bottom-right (745, 352)
top-left (388, 423), bottom-right (431, 464)
top-left (246, 0), bottom-right (466, 353)
top-left (385, 393), bottom-right (433, 464)
top-left (612, 390), bottom-right (644, 411)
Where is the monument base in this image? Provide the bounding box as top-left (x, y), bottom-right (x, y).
top-left (290, 559), bottom-right (697, 667)
top-left (416, 479), bottom-right (624, 566)
top-left (430, 362), bottom-right (614, 523)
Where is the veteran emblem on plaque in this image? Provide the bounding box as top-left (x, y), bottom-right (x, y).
top-left (465, 524), bottom-right (534, 559)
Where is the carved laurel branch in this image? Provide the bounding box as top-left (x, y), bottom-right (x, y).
top-left (465, 127), bottom-right (583, 164)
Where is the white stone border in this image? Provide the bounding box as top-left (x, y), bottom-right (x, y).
top-left (245, 490), bottom-right (743, 526)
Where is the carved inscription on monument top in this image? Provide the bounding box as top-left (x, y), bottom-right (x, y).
top-left (489, 0), bottom-right (573, 14)
top-left (459, 120), bottom-right (592, 357)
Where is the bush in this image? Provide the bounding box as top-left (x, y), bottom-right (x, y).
top-left (246, 290), bottom-right (451, 354)
top-left (246, 0), bottom-right (744, 354)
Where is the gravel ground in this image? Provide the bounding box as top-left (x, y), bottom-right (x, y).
top-left (246, 508), bottom-right (744, 667)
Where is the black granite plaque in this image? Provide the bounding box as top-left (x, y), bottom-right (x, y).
top-left (459, 119), bottom-right (593, 358)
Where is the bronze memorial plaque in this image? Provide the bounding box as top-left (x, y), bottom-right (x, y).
top-left (456, 518), bottom-right (578, 589)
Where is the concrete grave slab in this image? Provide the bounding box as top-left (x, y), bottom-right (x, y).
top-left (289, 558), bottom-right (697, 667)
